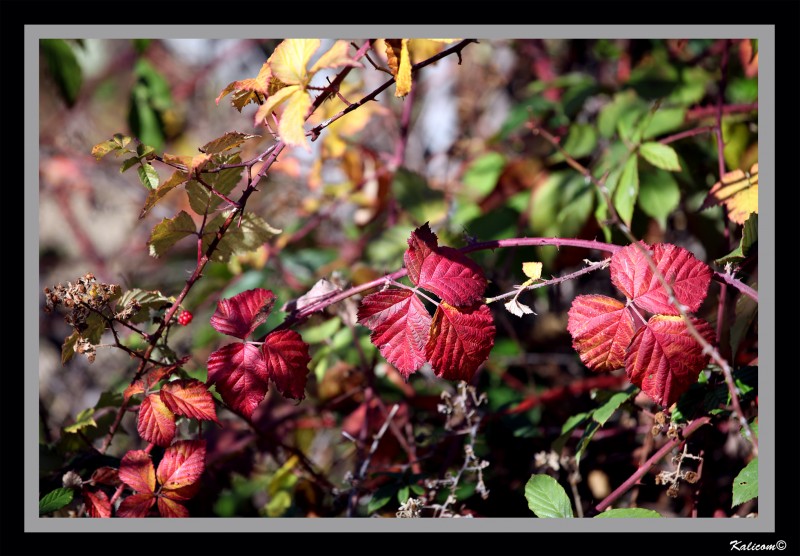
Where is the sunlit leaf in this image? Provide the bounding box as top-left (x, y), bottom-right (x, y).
top-left (426, 302), bottom-right (495, 382)
top-left (567, 295), bottom-right (634, 372)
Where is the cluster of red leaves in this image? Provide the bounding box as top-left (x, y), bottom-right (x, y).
top-left (357, 224), bottom-right (495, 381)
top-left (123, 357), bottom-right (219, 447)
top-left (206, 288), bottom-right (311, 418)
top-left (567, 243), bottom-right (714, 407)
top-left (117, 440), bottom-right (207, 517)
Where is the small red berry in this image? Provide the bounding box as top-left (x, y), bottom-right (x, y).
top-left (177, 311), bottom-right (193, 326)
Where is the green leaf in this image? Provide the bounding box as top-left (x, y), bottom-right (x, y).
top-left (186, 156), bottom-right (243, 215)
top-left (716, 213), bottom-right (757, 265)
top-left (462, 152), bottom-right (506, 200)
top-left (639, 142), bottom-right (681, 171)
top-left (140, 171), bottom-right (190, 219)
top-left (732, 458), bottom-right (758, 507)
top-left (137, 163), bottom-right (160, 190)
top-left (120, 156), bottom-right (141, 173)
top-left (641, 107), bottom-right (686, 140)
top-left (61, 331), bottom-right (79, 364)
top-left (727, 77), bottom-right (758, 104)
top-left (392, 168), bottom-right (446, 225)
top-left (132, 39), bottom-right (152, 53)
top-left (749, 39), bottom-right (758, 61)
top-left (575, 420), bottom-right (601, 464)
top-left (148, 211), bottom-right (196, 258)
top-left (397, 485), bottom-right (410, 504)
top-left (63, 407), bottom-right (96, 434)
top-left (548, 123), bottom-right (597, 162)
top-left (552, 411), bottom-right (590, 453)
top-left (524, 475), bottom-right (573, 518)
top-left (367, 483), bottom-right (398, 514)
top-left (135, 59), bottom-right (173, 111)
top-left (129, 82), bottom-right (165, 150)
top-left (598, 90), bottom-right (646, 138)
top-left (613, 155), bottom-right (639, 226)
top-left (202, 211), bottom-right (281, 263)
top-left (117, 288), bottom-right (174, 324)
top-left (595, 508), bottom-right (662, 518)
top-left (638, 169), bottom-right (681, 230)
top-left (41, 39), bottom-right (82, 106)
top-left (92, 137), bottom-right (128, 160)
top-left (39, 487), bottom-right (75, 515)
top-left (301, 317), bottom-right (341, 344)
top-left (592, 389), bottom-right (635, 425)
top-left (200, 132), bottom-right (259, 154)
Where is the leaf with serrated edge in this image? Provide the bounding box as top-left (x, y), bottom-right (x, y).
top-left (157, 497), bottom-right (189, 518)
top-left (137, 163), bottom-right (160, 190)
top-left (117, 493), bottom-right (155, 518)
top-left (525, 474), bottom-right (574, 518)
top-left (595, 508), bottom-right (662, 518)
top-left (216, 62), bottom-right (271, 107)
top-left (639, 142), bottom-right (681, 171)
top-left (200, 131), bottom-right (259, 154)
top-left (270, 39), bottom-right (320, 85)
top-left (625, 315), bottom-right (715, 407)
top-left (278, 89), bottom-right (312, 150)
top-left (610, 242), bottom-right (712, 314)
top-left (148, 211), bottom-right (196, 258)
top-left (139, 170), bottom-right (189, 219)
top-left (157, 440), bottom-right (206, 491)
top-left (124, 357), bottom-right (189, 402)
top-left (262, 330), bottom-right (311, 399)
top-left (160, 379), bottom-right (219, 423)
top-left (119, 450), bottom-right (156, 494)
top-left (567, 295), bottom-right (635, 372)
top-left (83, 487), bottom-right (112, 518)
top-left (732, 458), bottom-right (758, 507)
top-left (207, 342), bottom-right (269, 418)
top-left (137, 394), bottom-right (176, 447)
top-left (703, 163), bottom-right (758, 225)
top-left (210, 288), bottom-right (276, 340)
top-left (505, 297), bottom-right (535, 318)
top-left (39, 488), bottom-right (74, 515)
top-left (357, 289), bottom-right (432, 377)
top-left (404, 223), bottom-right (487, 306)
top-left (425, 303), bottom-right (495, 381)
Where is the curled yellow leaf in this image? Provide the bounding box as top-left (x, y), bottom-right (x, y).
top-left (270, 39), bottom-right (321, 86)
top-left (522, 262), bottom-right (543, 281)
top-left (278, 90), bottom-right (313, 150)
top-left (395, 39), bottom-right (412, 97)
top-left (310, 40), bottom-right (361, 74)
top-left (253, 85), bottom-right (301, 127)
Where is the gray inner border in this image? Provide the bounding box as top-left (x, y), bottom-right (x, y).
top-left (27, 25), bottom-right (773, 534)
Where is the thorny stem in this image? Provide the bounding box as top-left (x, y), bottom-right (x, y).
top-left (357, 403), bottom-right (400, 480)
top-left (594, 416), bottom-right (711, 513)
top-left (485, 258), bottom-right (610, 304)
top-left (658, 125), bottom-right (716, 145)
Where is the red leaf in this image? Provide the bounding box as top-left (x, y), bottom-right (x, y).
top-left (118, 450), bottom-right (156, 494)
top-left (160, 379), bottom-right (220, 424)
top-left (262, 330), bottom-right (311, 400)
top-left (567, 295), bottom-right (635, 372)
top-left (157, 439), bottom-right (206, 491)
top-left (610, 243), bottom-right (712, 315)
top-left (625, 315), bottom-right (715, 407)
top-left (404, 223), bottom-right (487, 306)
top-left (83, 487), bottom-right (112, 518)
top-left (123, 357), bottom-right (189, 402)
top-left (210, 288), bottom-right (276, 339)
top-left (117, 493), bottom-right (155, 518)
top-left (137, 394), bottom-right (177, 447)
top-left (90, 466), bottom-right (120, 486)
top-left (160, 482), bottom-right (201, 502)
top-left (157, 496), bottom-right (190, 518)
top-left (425, 302), bottom-right (495, 381)
top-left (357, 289), bottom-right (432, 377)
top-left (207, 342), bottom-right (268, 418)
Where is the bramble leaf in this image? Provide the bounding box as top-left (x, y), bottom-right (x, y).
top-left (261, 330), bottom-right (311, 400)
top-left (595, 508), bottom-right (662, 518)
top-left (200, 211), bottom-right (281, 264)
top-left (270, 38), bottom-right (321, 86)
top-left (404, 223), bottom-right (487, 306)
top-left (160, 379), bottom-right (220, 424)
top-left (137, 162), bottom-right (160, 190)
top-left (157, 497), bottom-right (189, 518)
top-left (137, 394), bottom-right (177, 447)
top-left (148, 211), bottom-right (196, 258)
top-left (732, 458), bottom-right (758, 507)
top-left (207, 342), bottom-right (268, 418)
top-left (216, 62), bottom-right (272, 110)
top-left (139, 170), bottom-right (189, 219)
top-left (119, 450), bottom-right (156, 494)
top-left (625, 315), bottom-right (715, 407)
top-left (39, 487), bottom-right (74, 515)
top-left (567, 295), bottom-right (635, 372)
top-left (525, 474), bottom-right (574, 518)
top-left (200, 132), bottom-right (259, 154)
top-left (639, 142), bottom-right (681, 171)
top-left (210, 288), bottom-right (276, 340)
top-left (613, 155), bottom-right (639, 226)
top-left (83, 487), bottom-right (112, 518)
top-left (124, 357), bottom-right (189, 402)
top-left (425, 302), bottom-right (495, 381)
top-left (156, 439), bottom-right (206, 492)
top-left (610, 242), bottom-right (712, 314)
top-left (357, 289), bottom-right (432, 377)
top-left (117, 493), bottom-right (155, 518)
top-left (703, 163), bottom-right (758, 225)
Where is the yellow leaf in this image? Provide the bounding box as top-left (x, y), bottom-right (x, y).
top-left (395, 39), bottom-right (412, 97)
top-left (279, 90), bottom-right (313, 150)
top-left (522, 262), bottom-right (543, 281)
top-left (408, 39), bottom-right (457, 64)
top-left (705, 162), bottom-right (758, 225)
top-left (310, 40), bottom-right (361, 74)
top-left (216, 62), bottom-right (271, 107)
top-left (270, 39), bottom-right (320, 86)
top-left (253, 85), bottom-right (301, 126)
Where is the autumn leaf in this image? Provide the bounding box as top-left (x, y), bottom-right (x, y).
top-left (210, 288), bottom-right (276, 340)
top-left (156, 439), bottom-right (207, 492)
top-left (83, 487), bottom-right (112, 518)
top-left (610, 242), bottom-right (712, 314)
top-left (207, 342), bottom-right (269, 418)
top-left (382, 39), bottom-right (457, 97)
top-left (118, 450), bottom-right (156, 495)
top-left (216, 61), bottom-right (273, 111)
top-left (137, 393), bottom-right (177, 447)
top-left (425, 302), bottom-right (495, 381)
top-left (117, 493), bottom-right (155, 518)
top-left (404, 223), bottom-right (487, 306)
top-left (157, 497), bottom-right (190, 518)
top-left (625, 315), bottom-right (715, 407)
top-left (123, 357), bottom-right (189, 402)
top-left (160, 379), bottom-right (219, 424)
top-left (139, 170), bottom-right (189, 219)
top-left (261, 330), bottom-right (311, 400)
top-left (357, 289), bottom-right (432, 377)
top-left (251, 39), bottom-right (361, 150)
top-left (567, 295), bottom-right (635, 372)
top-left (703, 163), bottom-right (758, 225)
